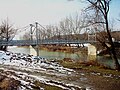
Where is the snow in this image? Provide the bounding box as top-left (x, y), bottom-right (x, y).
top-left (0, 50), bottom-right (91, 90)
top-left (8, 69), bottom-right (74, 90)
top-left (0, 50), bottom-right (76, 85)
top-left (66, 43), bottom-right (89, 47)
top-left (0, 50), bottom-right (73, 74)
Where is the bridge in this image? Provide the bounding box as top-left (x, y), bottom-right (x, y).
top-left (0, 22), bottom-right (98, 46)
top-left (0, 22), bottom-right (120, 58)
top-left (0, 22), bottom-right (99, 58)
top-left (0, 40), bottom-right (97, 46)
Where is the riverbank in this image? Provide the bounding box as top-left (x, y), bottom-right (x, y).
top-left (0, 50), bottom-right (120, 90)
top-left (56, 59), bottom-right (120, 90)
top-left (0, 50), bottom-right (86, 90)
top-left (0, 74), bottom-right (20, 89)
top-left (29, 45), bottom-right (120, 90)
top-left (40, 45), bottom-right (87, 53)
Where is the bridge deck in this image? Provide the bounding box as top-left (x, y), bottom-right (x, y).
top-left (0, 40), bottom-right (97, 46)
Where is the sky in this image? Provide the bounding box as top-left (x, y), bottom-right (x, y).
top-left (0, 0), bottom-right (83, 28)
top-left (0, 0), bottom-right (120, 29)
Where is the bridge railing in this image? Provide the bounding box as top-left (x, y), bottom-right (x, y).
top-left (0, 39), bottom-right (97, 46)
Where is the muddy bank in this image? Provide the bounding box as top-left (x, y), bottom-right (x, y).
top-left (57, 59), bottom-right (120, 90)
top-left (40, 45), bottom-right (87, 53)
top-left (1, 64), bottom-right (120, 90)
top-left (0, 74), bottom-right (20, 90)
top-left (0, 50), bottom-right (120, 90)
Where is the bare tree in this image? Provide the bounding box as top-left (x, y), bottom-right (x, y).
top-left (85, 0), bottom-right (120, 70)
top-left (0, 19), bottom-right (17, 51)
top-left (59, 20), bottom-right (68, 40)
top-left (20, 32), bottom-right (31, 40)
top-left (45, 25), bottom-right (54, 39)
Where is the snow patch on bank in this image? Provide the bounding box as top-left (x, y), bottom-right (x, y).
top-left (0, 50), bottom-right (91, 90)
top-left (0, 50), bottom-right (74, 74)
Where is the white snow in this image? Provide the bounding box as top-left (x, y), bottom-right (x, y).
top-left (0, 50), bottom-right (91, 90)
top-left (0, 50), bottom-right (73, 74)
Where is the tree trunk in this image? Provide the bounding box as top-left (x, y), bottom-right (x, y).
top-left (105, 15), bottom-right (120, 70)
top-left (111, 50), bottom-right (120, 70)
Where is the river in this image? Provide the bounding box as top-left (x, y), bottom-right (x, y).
top-left (8, 46), bottom-right (81, 60)
top-left (8, 46), bottom-right (120, 69)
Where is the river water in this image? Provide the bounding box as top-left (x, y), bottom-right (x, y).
top-left (8, 46), bottom-right (120, 69)
top-left (8, 46), bottom-right (81, 60)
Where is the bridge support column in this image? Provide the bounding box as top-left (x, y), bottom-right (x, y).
top-left (30, 45), bottom-right (39, 56)
top-left (88, 44), bottom-right (97, 61)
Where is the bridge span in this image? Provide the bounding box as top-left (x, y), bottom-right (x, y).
top-left (0, 40), bottom-right (97, 46)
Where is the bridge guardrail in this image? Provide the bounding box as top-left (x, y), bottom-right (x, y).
top-left (0, 39), bottom-right (97, 46)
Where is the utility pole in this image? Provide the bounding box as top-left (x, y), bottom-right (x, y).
top-left (35, 22), bottom-right (39, 58)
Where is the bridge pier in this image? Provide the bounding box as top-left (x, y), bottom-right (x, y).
top-left (30, 45), bottom-right (39, 56)
top-left (87, 44), bottom-right (97, 61)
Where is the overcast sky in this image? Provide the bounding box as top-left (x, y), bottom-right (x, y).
top-left (0, 0), bottom-right (83, 27)
top-left (0, 0), bottom-right (120, 29)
